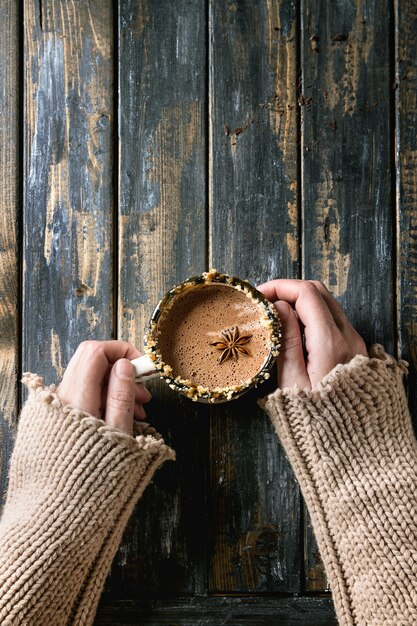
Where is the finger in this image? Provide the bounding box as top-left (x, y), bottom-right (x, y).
top-left (257, 280), bottom-right (337, 334)
top-left (257, 278), bottom-right (303, 302)
top-left (133, 421), bottom-right (157, 436)
top-left (134, 402), bottom-right (147, 420)
top-left (307, 280), bottom-right (351, 332)
top-left (306, 282), bottom-right (368, 355)
top-left (98, 340), bottom-right (142, 362)
top-left (99, 364), bottom-right (113, 418)
top-left (135, 382), bottom-right (152, 404)
top-left (275, 300), bottom-right (311, 390)
top-left (105, 358), bottom-right (135, 435)
top-left (63, 340), bottom-right (142, 390)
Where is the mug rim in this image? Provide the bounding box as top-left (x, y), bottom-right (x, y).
top-left (142, 269), bottom-right (281, 403)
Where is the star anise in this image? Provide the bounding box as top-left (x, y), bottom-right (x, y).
top-left (209, 326), bottom-right (252, 364)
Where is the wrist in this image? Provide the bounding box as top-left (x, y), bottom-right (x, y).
top-left (259, 344), bottom-right (413, 479)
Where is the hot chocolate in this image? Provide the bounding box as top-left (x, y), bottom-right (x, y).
top-left (156, 283), bottom-right (271, 390)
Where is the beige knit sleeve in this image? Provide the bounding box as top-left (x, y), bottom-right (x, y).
top-left (0, 372), bottom-right (175, 626)
top-left (259, 343), bottom-right (417, 626)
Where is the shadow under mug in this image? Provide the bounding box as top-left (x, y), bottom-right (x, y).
top-left (130, 269), bottom-right (281, 404)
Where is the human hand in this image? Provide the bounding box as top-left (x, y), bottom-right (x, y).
top-left (256, 279), bottom-right (368, 391)
top-left (56, 340), bottom-right (152, 436)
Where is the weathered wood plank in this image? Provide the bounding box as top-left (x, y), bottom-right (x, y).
top-left (304, 516), bottom-right (329, 593)
top-left (96, 595), bottom-right (336, 626)
top-left (301, 0), bottom-right (393, 591)
top-left (396, 0), bottom-right (417, 432)
top-left (14, 0), bottom-right (405, 618)
top-left (0, 0), bottom-right (20, 506)
top-left (209, 0), bottom-right (301, 593)
top-left (22, 0), bottom-right (114, 382)
top-left (111, 0), bottom-right (207, 600)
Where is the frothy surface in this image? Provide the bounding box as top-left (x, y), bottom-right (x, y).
top-left (156, 284), bottom-right (271, 389)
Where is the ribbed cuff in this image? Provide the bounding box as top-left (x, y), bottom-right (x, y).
top-left (0, 373), bottom-right (175, 626)
top-left (258, 344), bottom-right (417, 626)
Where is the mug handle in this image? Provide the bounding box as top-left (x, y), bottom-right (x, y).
top-left (130, 354), bottom-right (160, 382)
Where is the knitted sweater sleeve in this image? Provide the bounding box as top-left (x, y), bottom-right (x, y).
top-left (0, 372), bottom-right (175, 626)
top-left (259, 343), bottom-right (417, 626)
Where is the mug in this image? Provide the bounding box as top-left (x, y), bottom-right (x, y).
top-left (130, 269), bottom-right (281, 403)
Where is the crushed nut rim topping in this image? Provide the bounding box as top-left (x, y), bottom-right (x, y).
top-left (142, 268), bottom-right (282, 404)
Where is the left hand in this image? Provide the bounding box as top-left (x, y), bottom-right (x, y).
top-left (56, 340), bottom-right (152, 436)
top-left (256, 279), bottom-right (368, 390)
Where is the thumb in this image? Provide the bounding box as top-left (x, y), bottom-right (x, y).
top-left (274, 300), bottom-right (311, 390)
top-left (105, 358), bottom-right (135, 435)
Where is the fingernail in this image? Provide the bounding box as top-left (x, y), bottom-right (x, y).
top-left (116, 358), bottom-right (133, 379)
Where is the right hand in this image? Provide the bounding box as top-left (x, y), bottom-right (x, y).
top-left (56, 340), bottom-right (152, 436)
top-left (256, 279), bottom-right (368, 391)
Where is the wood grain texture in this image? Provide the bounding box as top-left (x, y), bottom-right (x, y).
top-left (304, 515), bottom-right (329, 593)
top-left (301, 0), bottom-right (394, 591)
top-left (208, 0), bottom-right (301, 593)
top-left (96, 595), bottom-right (336, 625)
top-left (396, 0), bottom-right (417, 432)
top-left (1, 0), bottom-right (413, 621)
top-left (110, 0), bottom-right (208, 601)
top-left (0, 0), bottom-right (20, 506)
top-left (23, 0), bottom-right (114, 393)
top-left (209, 0), bottom-right (299, 279)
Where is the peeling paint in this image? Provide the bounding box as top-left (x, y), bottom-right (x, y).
top-left (322, 53), bottom-right (340, 111)
top-left (28, 37), bottom-right (65, 186)
top-left (131, 0), bottom-right (149, 38)
top-left (127, 101), bottom-right (200, 342)
top-left (265, 0), bottom-right (298, 272)
top-left (76, 302), bottom-right (101, 332)
top-left (322, 0), bottom-right (375, 115)
top-left (399, 149), bottom-right (417, 355)
top-left (24, 0), bottom-right (113, 399)
top-left (160, 493), bottom-right (180, 556)
top-left (0, 2), bottom-right (19, 456)
top-left (314, 194), bottom-right (350, 296)
top-left (117, 542), bottom-right (128, 567)
top-left (232, 20), bottom-right (251, 82)
top-left (0, 346), bottom-right (17, 429)
top-left (120, 304), bottom-right (141, 350)
top-left (86, 3), bottom-right (111, 58)
top-left (0, 249), bottom-right (17, 329)
top-left (266, 4), bottom-right (297, 151)
top-left (286, 181), bottom-right (298, 263)
top-left (342, 0), bottom-right (374, 115)
top-left (285, 232), bottom-right (298, 265)
top-left (76, 211), bottom-right (105, 296)
top-left (406, 322), bottom-right (417, 370)
top-left (50, 329), bottom-right (64, 378)
top-left (399, 151), bottom-right (417, 274)
top-left (44, 162), bottom-right (70, 265)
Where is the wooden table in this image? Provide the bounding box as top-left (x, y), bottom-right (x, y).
top-left (1, 1), bottom-right (416, 624)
